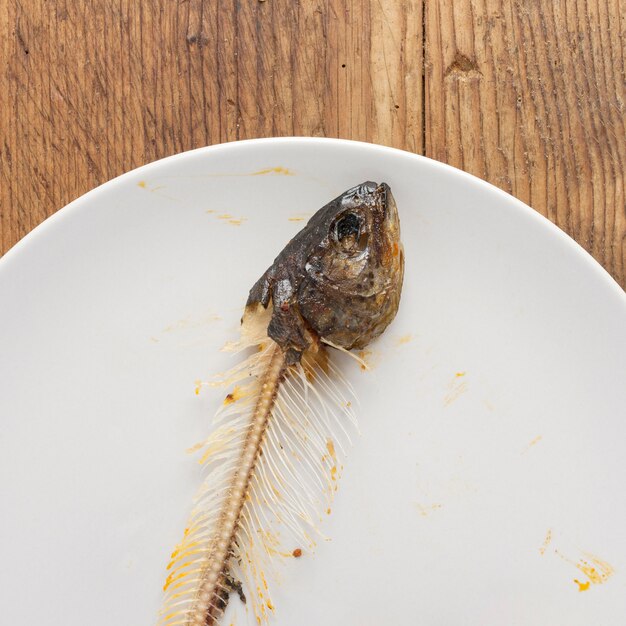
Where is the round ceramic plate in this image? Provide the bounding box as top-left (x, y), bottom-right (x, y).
top-left (1, 138), bottom-right (625, 626)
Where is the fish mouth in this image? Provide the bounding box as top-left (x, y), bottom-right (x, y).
top-left (374, 182), bottom-right (399, 228)
top-left (374, 182), bottom-right (390, 217)
top-left (344, 181), bottom-right (398, 228)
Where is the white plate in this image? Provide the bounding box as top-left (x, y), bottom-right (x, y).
top-left (1, 138), bottom-right (625, 626)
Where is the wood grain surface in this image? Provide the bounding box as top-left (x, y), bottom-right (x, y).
top-left (1, 1), bottom-right (624, 287)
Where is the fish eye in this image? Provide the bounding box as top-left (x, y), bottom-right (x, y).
top-left (335, 212), bottom-right (361, 243)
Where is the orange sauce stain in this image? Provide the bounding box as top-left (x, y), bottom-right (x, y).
top-left (167, 540), bottom-right (200, 566)
top-left (396, 333), bottom-right (413, 345)
top-left (137, 180), bottom-right (146, 188)
top-left (326, 439), bottom-right (336, 462)
top-left (163, 569), bottom-right (191, 591)
top-left (357, 349), bottom-right (373, 371)
top-left (444, 380), bottom-right (468, 406)
top-left (522, 435), bottom-right (543, 454)
top-left (186, 440), bottom-right (205, 454)
top-left (251, 166), bottom-right (295, 176)
top-left (198, 438), bottom-right (231, 465)
top-left (170, 579), bottom-right (196, 592)
top-left (539, 529), bottom-right (552, 555)
top-left (210, 213), bottom-right (247, 226)
top-left (444, 371), bottom-right (469, 406)
top-left (206, 209), bottom-right (215, 214)
top-left (330, 466), bottom-right (337, 480)
top-left (576, 554), bottom-right (614, 585)
top-left (392, 241), bottom-right (399, 257)
top-left (416, 503), bottom-right (443, 517)
top-left (288, 213), bottom-right (313, 223)
top-left (555, 545), bottom-right (615, 591)
top-left (326, 508), bottom-right (331, 515)
top-left (266, 545), bottom-right (293, 558)
top-left (266, 600), bottom-right (275, 611)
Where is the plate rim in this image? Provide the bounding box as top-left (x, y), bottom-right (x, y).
top-left (1, 136), bottom-right (624, 306)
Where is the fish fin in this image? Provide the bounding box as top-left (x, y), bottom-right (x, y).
top-left (228, 349), bottom-right (357, 623)
top-left (159, 339), bottom-right (275, 626)
top-left (158, 329), bottom-right (357, 625)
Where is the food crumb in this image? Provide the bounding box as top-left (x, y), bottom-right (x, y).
top-left (138, 180), bottom-right (146, 188)
top-left (292, 548), bottom-right (302, 558)
top-left (224, 386), bottom-right (243, 405)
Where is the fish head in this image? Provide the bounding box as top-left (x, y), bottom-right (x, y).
top-left (299, 181), bottom-right (404, 350)
top-left (313, 182), bottom-right (402, 290)
top-left (245, 181), bottom-right (404, 361)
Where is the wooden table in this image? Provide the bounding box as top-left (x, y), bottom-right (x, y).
top-left (1, 1), bottom-right (624, 288)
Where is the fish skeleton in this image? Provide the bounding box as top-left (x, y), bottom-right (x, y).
top-left (158, 182), bottom-right (404, 625)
